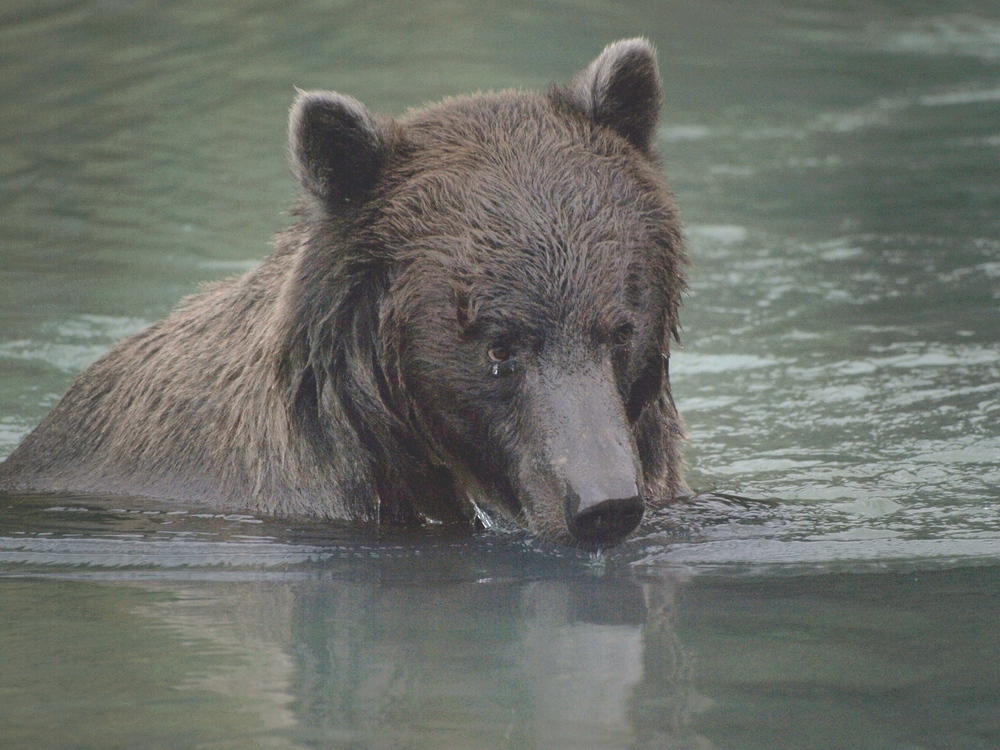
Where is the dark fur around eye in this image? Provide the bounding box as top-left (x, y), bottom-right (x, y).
top-left (625, 353), bottom-right (664, 422)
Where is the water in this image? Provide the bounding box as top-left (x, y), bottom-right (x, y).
top-left (1, 1), bottom-right (999, 747)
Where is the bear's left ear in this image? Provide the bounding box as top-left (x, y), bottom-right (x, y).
top-left (561, 38), bottom-right (662, 155)
top-left (289, 90), bottom-right (395, 208)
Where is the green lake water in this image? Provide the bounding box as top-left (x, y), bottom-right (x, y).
top-left (1, 1), bottom-right (999, 748)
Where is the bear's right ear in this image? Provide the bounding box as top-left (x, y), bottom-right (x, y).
top-left (289, 90), bottom-right (393, 207)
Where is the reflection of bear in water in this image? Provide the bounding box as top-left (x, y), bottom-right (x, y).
top-left (137, 565), bottom-right (696, 748)
top-left (0, 39), bottom-right (689, 548)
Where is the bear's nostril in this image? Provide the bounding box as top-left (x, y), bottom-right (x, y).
top-left (568, 494), bottom-right (645, 548)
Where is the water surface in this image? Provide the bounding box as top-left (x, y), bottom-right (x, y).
top-left (1, 1), bottom-right (998, 748)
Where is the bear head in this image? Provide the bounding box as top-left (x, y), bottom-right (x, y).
top-left (281, 39), bottom-right (687, 548)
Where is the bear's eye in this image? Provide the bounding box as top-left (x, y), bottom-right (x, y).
top-left (487, 344), bottom-right (514, 363)
top-left (610, 322), bottom-right (634, 349)
top-left (487, 343), bottom-right (517, 377)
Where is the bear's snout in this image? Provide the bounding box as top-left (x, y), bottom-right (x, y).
top-left (566, 486), bottom-right (645, 548)
top-left (532, 360), bottom-right (646, 548)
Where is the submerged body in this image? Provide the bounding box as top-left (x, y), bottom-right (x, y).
top-left (0, 39), bottom-right (689, 547)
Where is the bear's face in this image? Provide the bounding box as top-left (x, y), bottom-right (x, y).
top-left (286, 39), bottom-right (686, 547)
top-left (381, 107), bottom-right (682, 546)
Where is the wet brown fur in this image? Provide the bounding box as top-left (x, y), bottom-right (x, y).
top-left (0, 39), bottom-right (689, 542)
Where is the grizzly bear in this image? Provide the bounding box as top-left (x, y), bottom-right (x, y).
top-left (0, 39), bottom-right (689, 548)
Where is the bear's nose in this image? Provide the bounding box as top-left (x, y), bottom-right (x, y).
top-left (566, 484), bottom-right (644, 548)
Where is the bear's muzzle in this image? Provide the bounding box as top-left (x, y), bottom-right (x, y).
top-left (535, 359), bottom-right (646, 548)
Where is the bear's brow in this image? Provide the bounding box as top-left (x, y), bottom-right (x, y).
top-left (463, 310), bottom-right (534, 339)
top-left (466, 293), bottom-right (637, 347)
